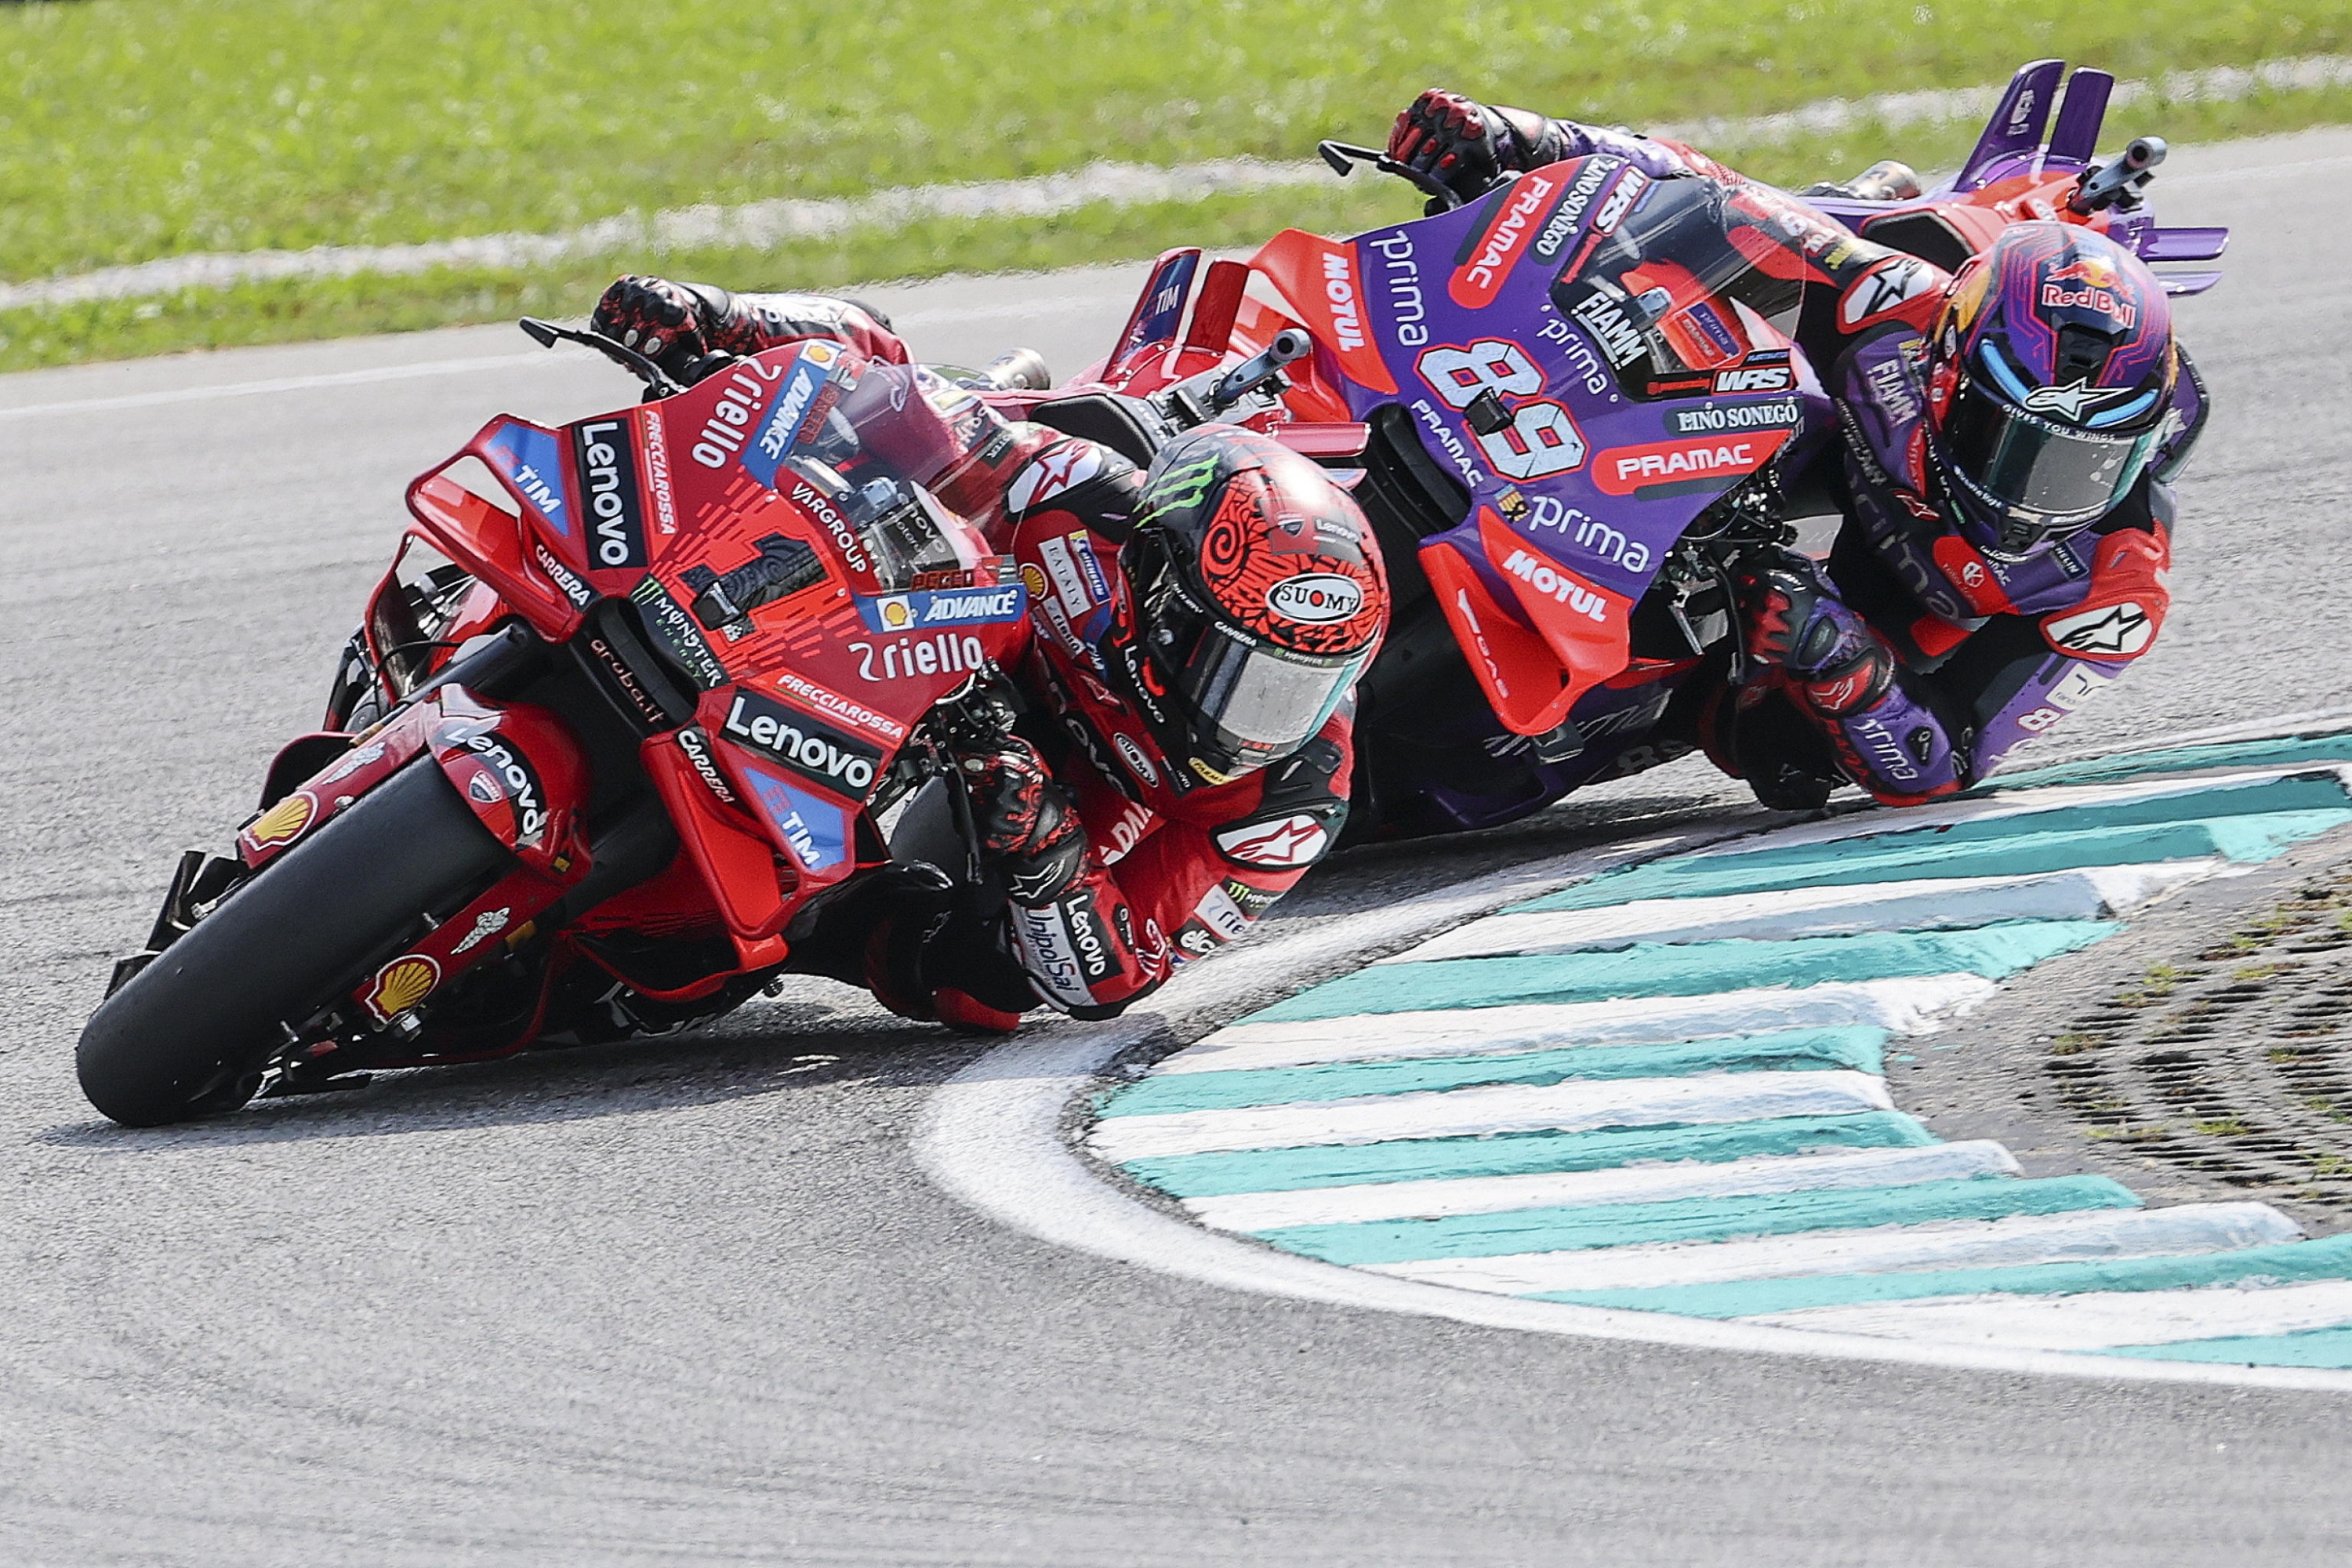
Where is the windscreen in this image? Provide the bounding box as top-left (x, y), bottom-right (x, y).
top-left (767, 358), bottom-right (996, 592)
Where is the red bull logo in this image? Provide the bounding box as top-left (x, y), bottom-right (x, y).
top-left (2045, 255), bottom-right (2122, 289)
top-left (2040, 254), bottom-right (2136, 327)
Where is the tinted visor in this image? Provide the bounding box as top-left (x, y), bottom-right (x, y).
top-left (1171, 622), bottom-right (1366, 767)
top-left (1941, 373), bottom-right (2158, 534)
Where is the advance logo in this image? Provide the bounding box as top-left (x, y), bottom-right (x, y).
top-left (718, 687), bottom-right (885, 800)
top-left (856, 583), bottom-right (1027, 633)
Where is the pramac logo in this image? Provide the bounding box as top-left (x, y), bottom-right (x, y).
top-left (1449, 172), bottom-right (1561, 309)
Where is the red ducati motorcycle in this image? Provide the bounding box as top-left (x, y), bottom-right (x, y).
top-left (79, 330), bottom-right (1049, 1125)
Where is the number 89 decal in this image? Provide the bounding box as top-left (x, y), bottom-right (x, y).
top-left (1416, 339), bottom-right (1589, 481)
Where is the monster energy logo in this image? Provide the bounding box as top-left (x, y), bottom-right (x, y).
top-left (1138, 452), bottom-right (1222, 528)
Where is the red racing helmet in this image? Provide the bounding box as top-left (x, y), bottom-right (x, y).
top-left (1108, 425), bottom-right (1388, 788)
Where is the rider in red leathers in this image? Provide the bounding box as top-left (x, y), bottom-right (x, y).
top-left (592, 278), bottom-right (1390, 1029)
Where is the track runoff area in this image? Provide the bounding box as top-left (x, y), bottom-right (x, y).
top-left (928, 729), bottom-right (2352, 1386)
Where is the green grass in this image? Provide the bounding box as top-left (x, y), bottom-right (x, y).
top-left (2, 0), bottom-right (2347, 370)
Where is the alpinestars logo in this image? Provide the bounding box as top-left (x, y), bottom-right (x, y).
top-left (1214, 812), bottom-right (1330, 868)
top-left (1007, 443), bottom-right (1104, 514)
top-left (1839, 256), bottom-right (1936, 329)
top-left (2023, 380), bottom-right (2135, 422)
top-left (2043, 600), bottom-right (2154, 658)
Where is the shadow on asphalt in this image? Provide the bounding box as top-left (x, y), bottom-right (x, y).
top-left (33, 991), bottom-right (993, 1149)
top-left (34, 768), bottom-right (1761, 1151)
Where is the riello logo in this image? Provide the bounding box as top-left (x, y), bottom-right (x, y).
top-left (1450, 172), bottom-right (1559, 309)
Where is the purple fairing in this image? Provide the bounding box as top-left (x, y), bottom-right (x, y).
top-left (1311, 153), bottom-right (1842, 833)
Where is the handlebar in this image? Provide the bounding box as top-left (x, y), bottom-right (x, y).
top-left (2069, 136), bottom-right (2168, 214)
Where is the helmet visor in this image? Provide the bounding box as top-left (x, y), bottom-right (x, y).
top-left (1942, 373), bottom-right (2158, 534)
top-left (1168, 622), bottom-right (1367, 772)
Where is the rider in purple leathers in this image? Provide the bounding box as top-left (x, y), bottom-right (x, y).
top-left (1389, 91), bottom-right (2205, 808)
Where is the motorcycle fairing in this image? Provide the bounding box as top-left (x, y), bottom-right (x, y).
top-left (1245, 157), bottom-right (1835, 728)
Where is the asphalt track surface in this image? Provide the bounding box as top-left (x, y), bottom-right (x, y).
top-left (2, 129), bottom-right (2348, 1565)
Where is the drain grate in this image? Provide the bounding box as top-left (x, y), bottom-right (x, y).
top-left (2045, 869), bottom-right (2352, 1204)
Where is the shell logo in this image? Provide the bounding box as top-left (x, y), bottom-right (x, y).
top-left (874, 595), bottom-right (916, 630)
top-left (361, 954), bottom-right (442, 1023)
top-left (243, 792), bottom-right (316, 849)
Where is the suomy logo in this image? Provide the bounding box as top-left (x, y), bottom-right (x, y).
top-left (1265, 573), bottom-right (1364, 626)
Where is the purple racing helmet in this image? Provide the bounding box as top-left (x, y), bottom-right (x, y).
top-left (1923, 222), bottom-right (2176, 554)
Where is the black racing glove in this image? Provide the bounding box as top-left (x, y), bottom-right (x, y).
top-left (591, 275), bottom-right (724, 379)
top-left (1388, 89), bottom-right (1537, 204)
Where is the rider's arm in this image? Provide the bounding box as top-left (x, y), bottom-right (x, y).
top-left (590, 275), bottom-right (910, 376)
top-left (1958, 512), bottom-right (2174, 781)
top-left (972, 713), bottom-right (1353, 1020)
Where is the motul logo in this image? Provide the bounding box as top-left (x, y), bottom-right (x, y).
top-left (1450, 172), bottom-right (1558, 307)
top-left (1321, 253), bottom-right (1367, 351)
top-left (1501, 549), bottom-right (1608, 622)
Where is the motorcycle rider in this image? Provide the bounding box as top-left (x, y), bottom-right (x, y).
top-left (1388, 92), bottom-right (2202, 808)
top-left (590, 277), bottom-right (1389, 1029)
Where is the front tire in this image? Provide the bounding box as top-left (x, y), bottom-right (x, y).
top-left (78, 759), bottom-right (511, 1127)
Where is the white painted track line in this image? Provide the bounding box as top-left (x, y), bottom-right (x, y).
top-left (1748, 1279), bottom-right (2352, 1349)
top-left (1182, 1142), bottom-right (2022, 1232)
top-left (1156, 976), bottom-right (1997, 1076)
top-left (1384, 863), bottom-right (2216, 961)
top-left (1359, 1204), bottom-right (2303, 1294)
top-left (1087, 1069), bottom-right (1896, 1161)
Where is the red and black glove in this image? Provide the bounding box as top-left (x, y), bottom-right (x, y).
top-left (590, 275), bottom-right (719, 378)
top-left (1734, 550), bottom-right (1831, 673)
top-left (958, 739), bottom-right (1088, 907)
top-left (1388, 89), bottom-right (1529, 204)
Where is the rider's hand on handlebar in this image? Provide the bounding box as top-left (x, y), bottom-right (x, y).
top-left (1735, 550), bottom-right (1832, 673)
top-left (1388, 89), bottom-right (1515, 204)
top-left (591, 276), bottom-right (710, 376)
top-left (957, 735), bottom-right (1088, 902)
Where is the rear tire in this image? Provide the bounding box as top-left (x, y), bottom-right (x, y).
top-left (78, 759), bottom-right (511, 1127)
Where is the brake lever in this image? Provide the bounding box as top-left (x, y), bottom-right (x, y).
top-left (517, 317), bottom-right (686, 399)
top-left (1316, 140), bottom-right (1465, 211)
